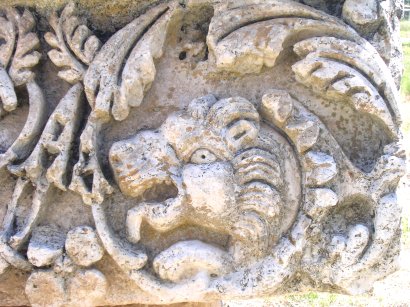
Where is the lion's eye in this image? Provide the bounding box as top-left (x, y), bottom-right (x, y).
top-left (190, 149), bottom-right (217, 164)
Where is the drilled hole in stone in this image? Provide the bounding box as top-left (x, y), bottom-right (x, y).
top-left (52, 121), bottom-right (64, 141)
top-left (43, 151), bottom-right (58, 170)
top-left (83, 172), bottom-right (94, 192)
top-left (179, 51), bottom-right (187, 60)
top-left (234, 131), bottom-right (247, 140)
top-left (83, 151), bottom-right (91, 164)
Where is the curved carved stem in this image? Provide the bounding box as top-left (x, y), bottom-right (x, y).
top-left (0, 80), bottom-right (47, 171)
top-left (92, 204), bottom-right (147, 270)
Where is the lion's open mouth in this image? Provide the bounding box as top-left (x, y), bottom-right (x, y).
top-left (140, 179), bottom-right (178, 203)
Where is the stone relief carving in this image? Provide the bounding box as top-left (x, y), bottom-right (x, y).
top-left (0, 0), bottom-right (406, 305)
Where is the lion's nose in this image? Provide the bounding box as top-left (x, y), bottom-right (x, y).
top-left (182, 162), bottom-right (236, 217)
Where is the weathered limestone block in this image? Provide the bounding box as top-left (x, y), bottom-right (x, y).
top-left (0, 0), bottom-right (406, 306)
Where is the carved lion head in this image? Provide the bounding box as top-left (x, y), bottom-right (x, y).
top-left (109, 94), bottom-right (300, 283)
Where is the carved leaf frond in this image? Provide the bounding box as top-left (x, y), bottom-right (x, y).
top-left (0, 14), bottom-right (15, 68)
top-left (68, 2), bottom-right (177, 205)
top-left (206, 0), bottom-right (357, 74)
top-left (84, 2), bottom-right (176, 122)
top-left (69, 117), bottom-right (113, 205)
top-left (6, 9), bottom-right (41, 87)
top-left (10, 83), bottom-right (84, 191)
top-left (206, 1), bottom-right (400, 143)
top-left (0, 84), bottom-right (84, 266)
top-left (61, 2), bottom-right (101, 65)
top-left (292, 37), bottom-right (399, 139)
top-left (45, 2), bottom-right (101, 84)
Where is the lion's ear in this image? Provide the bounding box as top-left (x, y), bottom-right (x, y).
top-left (225, 119), bottom-right (259, 152)
top-left (187, 94), bottom-right (217, 120)
top-left (207, 97), bottom-right (260, 152)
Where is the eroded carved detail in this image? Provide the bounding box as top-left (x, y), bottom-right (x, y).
top-left (25, 226), bottom-right (107, 306)
top-left (109, 96), bottom-right (291, 267)
top-left (0, 0), bottom-right (406, 305)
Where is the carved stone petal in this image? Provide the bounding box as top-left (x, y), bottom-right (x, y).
top-left (0, 66), bottom-right (17, 114)
top-left (304, 188), bottom-right (338, 218)
top-left (343, 0), bottom-right (380, 34)
top-left (27, 226), bottom-right (65, 268)
top-left (260, 89), bottom-right (293, 127)
top-left (285, 120), bottom-right (320, 153)
top-left (65, 226), bottom-right (104, 267)
top-left (304, 151), bottom-right (338, 186)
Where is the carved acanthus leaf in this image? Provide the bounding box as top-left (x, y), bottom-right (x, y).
top-left (45, 2), bottom-right (101, 84)
top-left (292, 37), bottom-right (399, 138)
top-left (84, 2), bottom-right (175, 121)
top-left (0, 9), bottom-right (40, 116)
top-left (7, 9), bottom-right (41, 87)
top-left (206, 1), bottom-right (399, 141)
top-left (9, 83), bottom-right (84, 191)
top-left (207, 0), bottom-right (357, 74)
top-left (69, 118), bottom-right (113, 205)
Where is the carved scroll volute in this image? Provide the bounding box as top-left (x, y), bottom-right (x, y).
top-left (203, 0), bottom-right (405, 295)
top-left (206, 0), bottom-right (400, 139)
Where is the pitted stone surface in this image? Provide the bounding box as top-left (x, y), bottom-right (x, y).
top-left (0, 0), bottom-right (406, 306)
top-left (65, 226), bottom-right (104, 267)
top-left (27, 225), bottom-right (65, 267)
